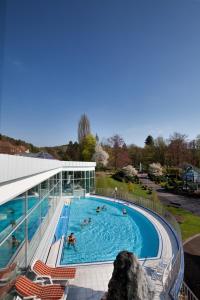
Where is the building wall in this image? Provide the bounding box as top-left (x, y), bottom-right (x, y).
top-left (0, 154), bottom-right (96, 184)
top-left (0, 173), bottom-right (61, 269)
top-left (0, 155), bottom-right (96, 299)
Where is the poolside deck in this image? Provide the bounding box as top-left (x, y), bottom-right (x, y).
top-left (46, 198), bottom-right (179, 300)
top-left (66, 262), bottom-right (168, 300)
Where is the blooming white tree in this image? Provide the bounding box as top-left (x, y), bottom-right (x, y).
top-left (149, 162), bottom-right (163, 176)
top-left (92, 144), bottom-right (109, 167)
top-left (122, 165), bottom-right (138, 176)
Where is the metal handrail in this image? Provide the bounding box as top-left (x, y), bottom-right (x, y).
top-left (179, 281), bottom-right (199, 300)
top-left (93, 188), bottom-right (183, 299)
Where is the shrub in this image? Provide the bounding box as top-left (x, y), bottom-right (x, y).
top-left (149, 162), bottom-right (163, 176)
top-left (112, 168), bottom-right (139, 184)
top-left (112, 171), bottom-right (124, 182)
top-left (122, 165), bottom-right (138, 177)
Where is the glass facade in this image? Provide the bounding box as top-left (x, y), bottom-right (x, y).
top-left (0, 173), bottom-right (61, 299)
top-left (0, 168), bottom-right (95, 299)
top-left (62, 170), bottom-right (95, 195)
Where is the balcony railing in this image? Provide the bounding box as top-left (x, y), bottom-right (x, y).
top-left (179, 281), bottom-right (199, 300)
top-left (93, 188), bottom-right (183, 300)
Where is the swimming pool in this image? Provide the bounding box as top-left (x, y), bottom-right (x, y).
top-left (60, 197), bottom-right (160, 265)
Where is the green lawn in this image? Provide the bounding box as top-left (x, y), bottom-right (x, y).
top-left (95, 173), bottom-right (200, 241)
top-left (96, 173), bottom-right (150, 198)
top-left (167, 206), bottom-right (200, 241)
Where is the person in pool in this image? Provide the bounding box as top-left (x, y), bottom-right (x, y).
top-left (122, 208), bottom-right (127, 215)
top-left (101, 205), bottom-right (106, 211)
top-left (81, 218), bottom-right (92, 228)
top-left (67, 233), bottom-right (76, 249)
top-left (81, 219), bottom-right (88, 228)
top-left (11, 235), bottom-right (20, 247)
top-left (7, 208), bottom-right (15, 215)
top-left (96, 206), bottom-right (101, 213)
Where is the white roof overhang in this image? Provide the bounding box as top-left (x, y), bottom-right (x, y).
top-left (0, 168), bottom-right (62, 206)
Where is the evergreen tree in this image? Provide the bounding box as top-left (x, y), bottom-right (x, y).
top-left (145, 135), bottom-right (154, 146)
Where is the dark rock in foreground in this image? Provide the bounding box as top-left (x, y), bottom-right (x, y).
top-left (102, 251), bottom-right (155, 300)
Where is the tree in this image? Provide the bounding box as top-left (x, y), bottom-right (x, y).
top-left (78, 114), bottom-right (91, 143)
top-left (122, 165), bottom-right (138, 177)
top-left (66, 141), bottom-right (80, 161)
top-left (145, 135), bottom-right (154, 146)
top-left (149, 162), bottom-right (163, 176)
top-left (95, 134), bottom-right (99, 142)
top-left (166, 132), bottom-right (188, 166)
top-left (92, 143), bottom-right (109, 167)
top-left (81, 134), bottom-right (96, 161)
top-left (153, 136), bottom-right (167, 165)
top-left (195, 135), bottom-right (200, 168)
top-left (108, 135), bottom-right (131, 169)
top-left (128, 144), bottom-right (143, 167)
top-left (108, 134), bottom-right (124, 149)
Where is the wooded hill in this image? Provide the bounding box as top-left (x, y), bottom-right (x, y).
top-left (0, 134), bottom-right (67, 160)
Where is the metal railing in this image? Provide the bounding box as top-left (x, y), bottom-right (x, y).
top-left (179, 281), bottom-right (199, 300)
top-left (93, 188), bottom-right (183, 299)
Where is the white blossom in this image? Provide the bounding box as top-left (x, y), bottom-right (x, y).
top-left (149, 162), bottom-right (163, 176)
top-left (122, 165), bottom-right (138, 176)
top-left (92, 144), bottom-right (109, 166)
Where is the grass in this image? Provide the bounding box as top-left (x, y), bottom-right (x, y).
top-left (166, 206), bottom-right (200, 241)
top-left (96, 172), bottom-right (150, 198)
top-left (96, 172), bottom-right (200, 241)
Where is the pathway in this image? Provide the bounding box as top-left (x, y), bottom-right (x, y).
top-left (138, 174), bottom-right (200, 216)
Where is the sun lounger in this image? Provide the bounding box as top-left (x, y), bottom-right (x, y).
top-left (15, 275), bottom-right (68, 300)
top-left (0, 263), bottom-right (16, 286)
top-left (149, 255), bottom-right (174, 285)
top-left (32, 260), bottom-right (76, 282)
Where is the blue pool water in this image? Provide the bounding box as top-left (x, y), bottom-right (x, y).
top-left (60, 197), bottom-right (159, 265)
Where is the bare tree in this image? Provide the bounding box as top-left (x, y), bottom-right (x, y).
top-left (78, 114), bottom-right (91, 143)
top-left (166, 132), bottom-right (188, 166)
top-left (108, 135), bottom-right (131, 169)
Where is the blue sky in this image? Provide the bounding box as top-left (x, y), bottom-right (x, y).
top-left (0, 0), bottom-right (200, 147)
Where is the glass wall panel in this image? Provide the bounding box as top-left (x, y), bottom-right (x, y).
top-left (28, 184), bottom-right (41, 212)
top-left (28, 205), bottom-right (41, 242)
top-left (0, 171), bottom-right (62, 299)
top-left (0, 223), bottom-right (26, 299)
top-left (27, 204), bottom-right (41, 263)
top-left (74, 179), bottom-right (82, 190)
top-left (90, 177), bottom-right (95, 193)
top-left (0, 194), bottom-right (25, 243)
top-left (62, 171), bottom-right (73, 196)
top-left (86, 178), bottom-right (90, 193)
top-left (0, 221), bottom-right (25, 269)
top-left (74, 171), bottom-right (81, 179)
top-left (40, 180), bottom-right (48, 197)
top-left (62, 169), bottom-right (95, 195)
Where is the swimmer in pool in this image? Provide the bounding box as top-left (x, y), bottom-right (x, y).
top-left (122, 208), bottom-right (127, 215)
top-left (96, 206), bottom-right (101, 213)
top-left (67, 233), bottom-right (76, 250)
